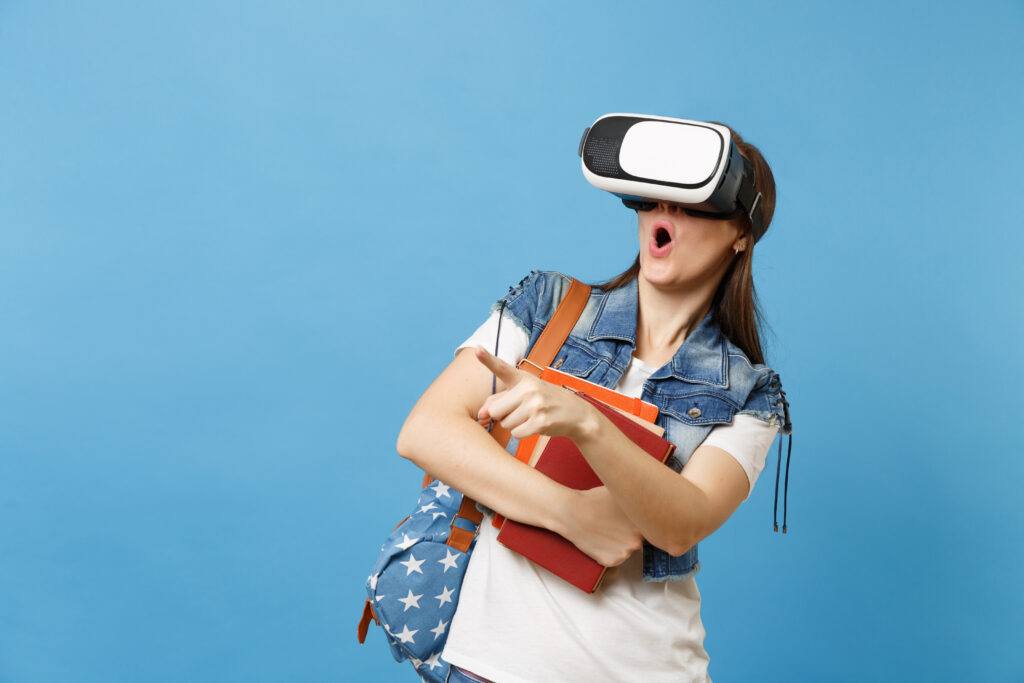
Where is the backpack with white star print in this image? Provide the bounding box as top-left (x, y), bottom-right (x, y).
top-left (356, 277), bottom-right (591, 681)
top-left (359, 477), bottom-right (483, 682)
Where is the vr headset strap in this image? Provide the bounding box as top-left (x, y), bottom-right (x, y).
top-left (737, 158), bottom-right (766, 243)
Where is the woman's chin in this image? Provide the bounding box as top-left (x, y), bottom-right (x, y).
top-left (640, 257), bottom-right (678, 282)
top-left (640, 269), bottom-right (679, 290)
top-left (640, 259), bottom-right (706, 292)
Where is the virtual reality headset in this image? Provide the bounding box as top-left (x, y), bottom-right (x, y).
top-left (578, 113), bottom-right (767, 242)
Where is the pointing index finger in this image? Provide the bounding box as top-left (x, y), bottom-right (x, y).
top-left (473, 345), bottom-right (521, 387)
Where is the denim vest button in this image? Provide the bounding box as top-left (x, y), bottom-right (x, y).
top-left (553, 357), bottom-right (565, 369)
top-left (687, 407), bottom-right (702, 418)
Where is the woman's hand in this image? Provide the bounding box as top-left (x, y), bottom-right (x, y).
top-left (474, 346), bottom-right (643, 566)
top-left (559, 486), bottom-right (644, 567)
top-left (473, 346), bottom-right (599, 442)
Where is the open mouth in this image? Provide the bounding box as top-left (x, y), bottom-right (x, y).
top-left (655, 227), bottom-right (672, 248)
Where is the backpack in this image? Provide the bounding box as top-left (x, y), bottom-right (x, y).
top-left (356, 278), bottom-right (591, 682)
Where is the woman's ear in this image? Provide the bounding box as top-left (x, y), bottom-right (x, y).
top-left (735, 224), bottom-right (755, 254)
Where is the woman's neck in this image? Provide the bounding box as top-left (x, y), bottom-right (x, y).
top-left (633, 275), bottom-right (715, 367)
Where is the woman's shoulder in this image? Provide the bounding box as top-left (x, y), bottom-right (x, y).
top-left (721, 337), bottom-right (792, 435)
top-left (490, 269), bottom-right (579, 334)
top-left (506, 269), bottom-right (577, 303)
top-left (722, 336), bottom-right (776, 378)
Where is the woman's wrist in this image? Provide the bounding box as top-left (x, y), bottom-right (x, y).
top-left (570, 401), bottom-right (606, 446)
top-left (543, 485), bottom-right (579, 538)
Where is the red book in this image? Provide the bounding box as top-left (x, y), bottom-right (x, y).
top-left (491, 364), bottom-right (659, 529)
top-left (496, 391), bottom-right (676, 593)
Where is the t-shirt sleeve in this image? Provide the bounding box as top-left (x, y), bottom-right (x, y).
top-left (700, 415), bottom-right (779, 501)
top-left (455, 309), bottom-right (531, 367)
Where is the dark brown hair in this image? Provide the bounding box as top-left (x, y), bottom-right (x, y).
top-left (599, 123), bottom-right (776, 365)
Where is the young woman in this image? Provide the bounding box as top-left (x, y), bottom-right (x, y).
top-left (396, 124), bottom-right (792, 683)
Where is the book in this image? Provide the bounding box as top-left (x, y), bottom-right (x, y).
top-left (491, 363), bottom-right (660, 529)
top-left (496, 391), bottom-right (676, 593)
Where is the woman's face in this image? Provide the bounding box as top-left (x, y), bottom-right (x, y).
top-left (636, 203), bottom-right (747, 291)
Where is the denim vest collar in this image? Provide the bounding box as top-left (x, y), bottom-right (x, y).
top-left (588, 276), bottom-right (730, 389)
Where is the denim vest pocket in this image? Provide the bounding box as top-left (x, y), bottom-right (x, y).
top-left (546, 338), bottom-right (603, 380)
top-left (655, 391), bottom-right (739, 471)
top-left (660, 391), bottom-right (738, 426)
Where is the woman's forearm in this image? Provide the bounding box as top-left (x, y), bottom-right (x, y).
top-left (468, 346), bottom-right (710, 555)
top-left (398, 406), bottom-right (701, 560)
top-left (396, 407), bottom-right (572, 533)
top-left (394, 349), bottom-right (661, 567)
top-left (574, 409), bottom-right (710, 555)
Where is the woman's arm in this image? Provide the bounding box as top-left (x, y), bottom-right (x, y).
top-left (395, 347), bottom-right (645, 566)
top-left (474, 346), bottom-right (752, 556)
top-left (575, 421), bottom-right (751, 556)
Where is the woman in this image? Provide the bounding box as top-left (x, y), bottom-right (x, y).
top-left (396, 123), bottom-right (791, 682)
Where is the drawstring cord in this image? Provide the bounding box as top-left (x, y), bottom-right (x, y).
top-left (773, 433), bottom-right (792, 533)
top-left (772, 388), bottom-right (793, 533)
top-left (486, 296), bottom-right (509, 434)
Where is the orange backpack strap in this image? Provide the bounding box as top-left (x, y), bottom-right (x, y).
top-left (488, 277), bottom-right (592, 528)
top-left (488, 422), bottom-right (512, 449)
top-left (430, 275), bottom-right (591, 483)
top-left (519, 278), bottom-right (591, 378)
top-left (357, 599), bottom-right (379, 644)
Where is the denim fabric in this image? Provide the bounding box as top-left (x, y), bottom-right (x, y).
top-left (492, 270), bottom-right (792, 582)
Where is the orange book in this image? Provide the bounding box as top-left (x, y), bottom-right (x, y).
top-left (495, 391), bottom-right (675, 593)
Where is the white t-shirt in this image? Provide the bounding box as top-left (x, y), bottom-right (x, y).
top-left (442, 311), bottom-right (778, 683)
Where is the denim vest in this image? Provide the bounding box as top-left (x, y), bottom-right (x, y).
top-left (492, 270), bottom-right (793, 582)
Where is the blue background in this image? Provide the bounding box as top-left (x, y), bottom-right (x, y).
top-left (2, 1), bottom-right (1022, 681)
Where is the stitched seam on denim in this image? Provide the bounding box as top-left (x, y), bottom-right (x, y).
top-left (735, 408), bottom-right (779, 422)
top-left (643, 561), bottom-right (701, 583)
top-left (541, 357), bottom-right (601, 380)
top-left (506, 270), bottom-right (538, 303)
top-left (733, 364), bottom-right (777, 393)
top-left (727, 352), bottom-right (766, 371)
top-left (534, 270), bottom-right (573, 313)
top-left (555, 335), bottom-right (607, 363)
top-left (491, 271), bottom-right (542, 339)
top-left (586, 291), bottom-right (634, 343)
top-left (490, 303), bottom-right (531, 338)
top-left (661, 410), bottom-right (735, 425)
top-left (643, 553), bottom-right (697, 574)
top-left (527, 324), bottom-right (606, 370)
top-left (659, 389), bottom-right (741, 405)
top-left (755, 371), bottom-right (788, 428)
top-left (661, 372), bottom-right (730, 388)
top-left (654, 388), bottom-right (743, 404)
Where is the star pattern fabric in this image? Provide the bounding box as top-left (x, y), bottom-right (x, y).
top-left (365, 480), bottom-right (481, 683)
top-left (430, 618), bottom-right (449, 640)
top-left (438, 549), bottom-right (460, 573)
top-left (400, 555), bottom-right (426, 575)
top-left (434, 586), bottom-right (455, 607)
